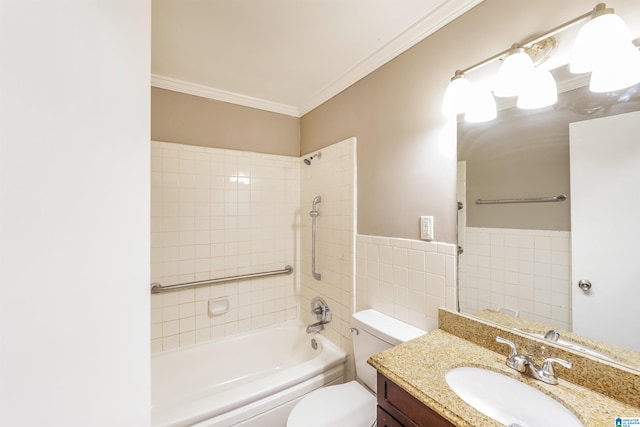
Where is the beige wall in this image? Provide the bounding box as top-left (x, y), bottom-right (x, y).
top-left (300, 0), bottom-right (640, 243)
top-left (151, 0), bottom-right (640, 243)
top-left (151, 87), bottom-right (300, 156)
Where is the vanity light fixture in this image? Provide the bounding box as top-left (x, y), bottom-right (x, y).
top-left (517, 67), bottom-right (558, 110)
top-left (442, 3), bottom-right (640, 122)
top-left (464, 84), bottom-right (497, 123)
top-left (441, 70), bottom-right (471, 116)
top-left (493, 45), bottom-right (534, 98)
top-left (571, 3), bottom-right (640, 92)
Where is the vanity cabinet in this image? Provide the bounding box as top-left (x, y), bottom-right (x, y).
top-left (377, 373), bottom-right (455, 427)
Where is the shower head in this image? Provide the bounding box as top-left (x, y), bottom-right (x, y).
top-left (303, 151), bottom-right (321, 165)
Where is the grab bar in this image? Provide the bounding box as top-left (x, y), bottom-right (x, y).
top-left (310, 195), bottom-right (321, 280)
top-left (150, 265), bottom-right (293, 293)
top-left (475, 194), bottom-right (567, 205)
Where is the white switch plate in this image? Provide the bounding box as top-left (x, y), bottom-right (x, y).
top-left (420, 216), bottom-right (434, 241)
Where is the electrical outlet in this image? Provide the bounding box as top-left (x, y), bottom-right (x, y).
top-left (420, 216), bottom-right (434, 241)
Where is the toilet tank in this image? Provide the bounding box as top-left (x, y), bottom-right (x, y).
top-left (351, 309), bottom-right (425, 392)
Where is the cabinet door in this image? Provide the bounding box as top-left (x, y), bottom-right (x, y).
top-left (377, 373), bottom-right (455, 427)
top-left (377, 406), bottom-right (405, 427)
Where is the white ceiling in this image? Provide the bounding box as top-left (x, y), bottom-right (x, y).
top-left (151, 0), bottom-right (483, 117)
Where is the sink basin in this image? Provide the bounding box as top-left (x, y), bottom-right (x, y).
top-left (445, 367), bottom-right (584, 427)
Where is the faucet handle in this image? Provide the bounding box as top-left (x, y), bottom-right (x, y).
top-left (542, 357), bottom-right (572, 377)
top-left (496, 336), bottom-right (518, 358)
top-left (496, 337), bottom-right (528, 372)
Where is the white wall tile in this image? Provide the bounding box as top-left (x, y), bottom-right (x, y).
top-left (356, 234), bottom-right (455, 332)
top-left (300, 138), bottom-right (357, 377)
top-left (459, 227), bottom-right (571, 328)
top-left (151, 141), bottom-right (300, 353)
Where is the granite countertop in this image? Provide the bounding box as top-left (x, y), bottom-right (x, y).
top-left (474, 309), bottom-right (640, 370)
top-left (368, 329), bottom-right (640, 427)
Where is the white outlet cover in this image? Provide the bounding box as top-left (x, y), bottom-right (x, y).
top-left (420, 216), bottom-right (434, 241)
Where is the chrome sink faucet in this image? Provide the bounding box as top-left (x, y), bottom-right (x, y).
top-left (496, 337), bottom-right (572, 385)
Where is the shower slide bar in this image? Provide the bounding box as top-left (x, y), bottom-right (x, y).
top-left (475, 194), bottom-right (567, 205)
top-left (150, 265), bottom-right (293, 294)
top-left (310, 195), bottom-right (321, 280)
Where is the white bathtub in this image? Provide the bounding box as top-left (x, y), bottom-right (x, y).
top-left (152, 321), bottom-right (347, 427)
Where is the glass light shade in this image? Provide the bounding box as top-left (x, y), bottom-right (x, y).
top-left (589, 43), bottom-right (640, 92)
top-left (517, 68), bottom-right (557, 109)
top-left (464, 85), bottom-right (497, 123)
top-left (493, 48), bottom-right (534, 98)
top-left (442, 74), bottom-right (471, 116)
top-left (570, 12), bottom-right (632, 74)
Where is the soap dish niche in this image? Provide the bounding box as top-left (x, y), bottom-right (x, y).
top-left (209, 297), bottom-right (229, 316)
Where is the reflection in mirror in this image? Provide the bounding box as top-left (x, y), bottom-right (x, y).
top-left (457, 66), bottom-right (640, 371)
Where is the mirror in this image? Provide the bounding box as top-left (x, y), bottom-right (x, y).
top-left (457, 65), bottom-right (640, 371)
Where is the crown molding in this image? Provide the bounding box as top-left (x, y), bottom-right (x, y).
top-left (297, 0), bottom-right (485, 116)
top-left (151, 74), bottom-right (300, 117)
top-left (152, 0), bottom-right (482, 118)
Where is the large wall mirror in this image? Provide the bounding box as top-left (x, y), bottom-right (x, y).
top-left (457, 65), bottom-right (640, 371)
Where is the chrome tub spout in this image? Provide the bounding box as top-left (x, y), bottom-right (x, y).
top-left (306, 320), bottom-right (329, 333)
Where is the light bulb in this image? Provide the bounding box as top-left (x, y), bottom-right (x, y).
top-left (517, 68), bottom-right (557, 109)
top-left (442, 72), bottom-right (471, 116)
top-left (570, 6), bottom-right (632, 74)
top-left (465, 85), bottom-right (497, 123)
top-left (590, 43), bottom-right (640, 92)
top-left (493, 46), bottom-right (534, 98)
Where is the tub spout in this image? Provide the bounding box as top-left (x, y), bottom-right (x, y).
top-left (306, 320), bottom-right (329, 333)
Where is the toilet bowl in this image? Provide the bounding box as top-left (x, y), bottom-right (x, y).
top-left (286, 381), bottom-right (375, 427)
top-left (286, 309), bottom-right (425, 427)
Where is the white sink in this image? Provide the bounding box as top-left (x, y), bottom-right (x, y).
top-left (445, 367), bottom-right (584, 427)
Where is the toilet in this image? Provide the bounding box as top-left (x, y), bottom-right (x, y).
top-left (287, 309), bottom-right (426, 427)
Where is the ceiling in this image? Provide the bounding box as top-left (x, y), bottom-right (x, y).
top-left (151, 0), bottom-right (483, 117)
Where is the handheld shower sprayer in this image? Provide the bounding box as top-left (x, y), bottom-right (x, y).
top-left (303, 151), bottom-right (321, 165)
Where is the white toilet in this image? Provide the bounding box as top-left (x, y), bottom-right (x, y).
top-left (287, 309), bottom-right (426, 427)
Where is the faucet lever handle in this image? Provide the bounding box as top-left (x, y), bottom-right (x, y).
top-left (496, 336), bottom-right (518, 358)
top-left (542, 357), bottom-right (572, 376)
top-left (496, 336), bottom-right (528, 372)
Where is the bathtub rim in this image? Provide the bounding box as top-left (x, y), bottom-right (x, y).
top-left (151, 320), bottom-right (347, 427)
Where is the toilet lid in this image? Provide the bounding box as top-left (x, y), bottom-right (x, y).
top-left (287, 381), bottom-right (376, 427)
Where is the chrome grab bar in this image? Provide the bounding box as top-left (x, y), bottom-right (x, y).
top-left (476, 194), bottom-right (567, 205)
top-left (310, 195), bottom-right (321, 280)
top-left (150, 265), bottom-right (293, 293)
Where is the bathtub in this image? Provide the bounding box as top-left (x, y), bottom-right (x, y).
top-left (151, 321), bottom-right (347, 427)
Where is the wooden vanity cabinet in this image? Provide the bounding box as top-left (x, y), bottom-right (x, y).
top-left (377, 373), bottom-right (455, 427)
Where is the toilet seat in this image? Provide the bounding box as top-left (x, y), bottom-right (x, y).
top-left (286, 381), bottom-right (376, 427)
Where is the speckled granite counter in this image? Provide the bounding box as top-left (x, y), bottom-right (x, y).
top-left (368, 329), bottom-right (640, 427)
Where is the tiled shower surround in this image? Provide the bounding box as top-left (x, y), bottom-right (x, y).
top-left (300, 138), bottom-right (356, 354)
top-left (459, 227), bottom-right (571, 330)
top-left (151, 141), bottom-right (300, 353)
top-left (151, 137), bottom-right (453, 357)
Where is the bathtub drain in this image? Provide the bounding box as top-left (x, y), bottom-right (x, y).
top-left (311, 338), bottom-right (318, 350)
